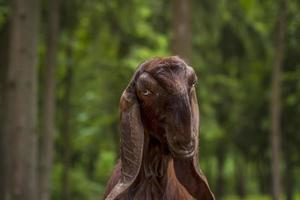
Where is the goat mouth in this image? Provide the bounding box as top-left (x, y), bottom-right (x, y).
top-left (167, 140), bottom-right (195, 159)
top-left (170, 147), bottom-right (195, 159)
top-left (165, 129), bottom-right (195, 159)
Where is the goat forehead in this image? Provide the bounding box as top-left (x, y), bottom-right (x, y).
top-left (148, 61), bottom-right (186, 74)
top-left (148, 66), bottom-right (187, 92)
top-left (142, 56), bottom-right (186, 70)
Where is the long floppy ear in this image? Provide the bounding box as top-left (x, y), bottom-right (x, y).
top-left (174, 86), bottom-right (215, 200)
top-left (105, 67), bottom-right (145, 200)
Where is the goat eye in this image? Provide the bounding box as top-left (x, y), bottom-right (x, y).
top-left (191, 81), bottom-right (197, 88)
top-left (189, 81), bottom-right (197, 92)
top-left (142, 89), bottom-right (151, 96)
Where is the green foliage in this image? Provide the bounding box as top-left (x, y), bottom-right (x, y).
top-left (51, 165), bottom-right (102, 200)
top-left (0, 0), bottom-right (8, 28)
top-left (2, 0), bottom-right (295, 199)
top-left (95, 151), bottom-right (116, 183)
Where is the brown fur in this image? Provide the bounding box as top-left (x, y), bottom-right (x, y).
top-left (103, 56), bottom-right (215, 200)
top-left (104, 134), bottom-right (193, 200)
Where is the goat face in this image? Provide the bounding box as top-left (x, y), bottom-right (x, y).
top-left (136, 60), bottom-right (198, 159)
top-left (105, 56), bottom-right (215, 200)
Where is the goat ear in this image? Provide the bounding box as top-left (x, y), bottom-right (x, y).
top-left (174, 87), bottom-right (215, 200)
top-left (105, 68), bottom-right (144, 200)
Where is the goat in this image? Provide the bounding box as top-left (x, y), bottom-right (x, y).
top-left (103, 56), bottom-right (215, 200)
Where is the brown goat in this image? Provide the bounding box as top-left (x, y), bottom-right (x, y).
top-left (103, 56), bottom-right (215, 200)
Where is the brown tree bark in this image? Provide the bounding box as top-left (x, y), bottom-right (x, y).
top-left (0, 21), bottom-right (9, 200)
top-left (2, 0), bottom-right (40, 199)
top-left (38, 0), bottom-right (60, 199)
top-left (171, 0), bottom-right (192, 62)
top-left (285, 157), bottom-right (294, 200)
top-left (235, 158), bottom-right (246, 200)
top-left (270, 0), bottom-right (287, 200)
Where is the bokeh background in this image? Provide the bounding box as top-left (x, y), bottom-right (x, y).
top-left (0, 0), bottom-right (299, 200)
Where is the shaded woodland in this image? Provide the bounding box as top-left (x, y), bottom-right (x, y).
top-left (0, 0), bottom-right (300, 199)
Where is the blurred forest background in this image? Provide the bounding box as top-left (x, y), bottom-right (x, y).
top-left (0, 0), bottom-right (299, 200)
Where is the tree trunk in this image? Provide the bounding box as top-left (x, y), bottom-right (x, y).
top-left (38, 0), bottom-right (60, 199)
top-left (2, 0), bottom-right (40, 199)
top-left (171, 0), bottom-right (192, 62)
top-left (0, 21), bottom-right (9, 200)
top-left (270, 0), bottom-right (287, 200)
top-left (61, 45), bottom-right (73, 200)
top-left (256, 157), bottom-right (272, 195)
top-left (235, 158), bottom-right (246, 200)
top-left (285, 157), bottom-right (294, 200)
